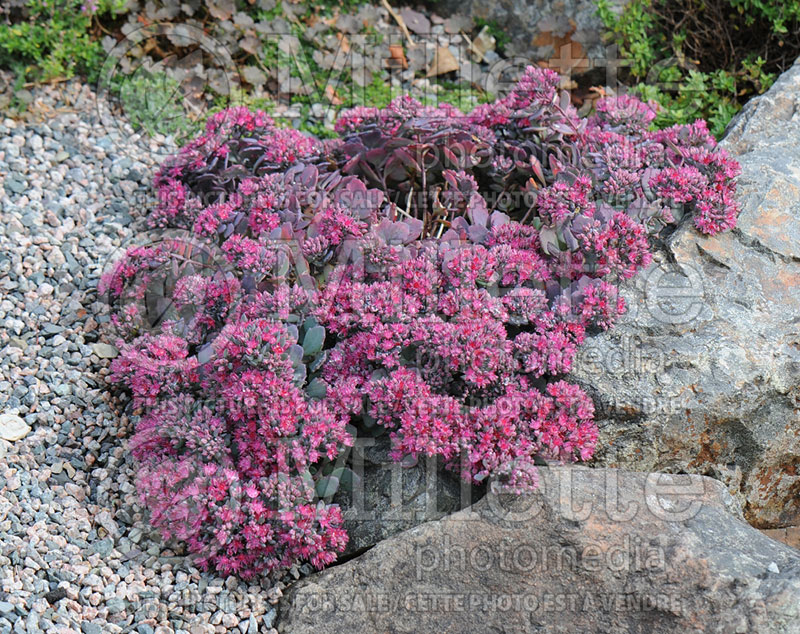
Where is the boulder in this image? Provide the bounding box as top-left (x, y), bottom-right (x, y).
top-left (333, 434), bottom-right (479, 555)
top-left (279, 467), bottom-right (800, 633)
top-left (569, 58), bottom-right (800, 528)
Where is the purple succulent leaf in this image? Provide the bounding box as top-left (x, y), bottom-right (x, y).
top-left (562, 227), bottom-right (579, 251)
top-left (404, 218), bottom-right (424, 242)
top-left (300, 165), bottom-right (318, 188)
top-left (467, 195), bottom-right (489, 227)
top-left (594, 202), bottom-right (616, 223)
top-left (467, 224), bottom-right (489, 244)
top-left (489, 211), bottom-right (510, 227)
top-left (539, 227), bottom-right (560, 255)
top-left (383, 157), bottom-right (410, 183)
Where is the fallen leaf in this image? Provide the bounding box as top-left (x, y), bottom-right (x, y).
top-left (427, 46), bottom-right (459, 77)
top-left (470, 25), bottom-right (496, 62)
top-left (444, 14), bottom-right (474, 34)
top-left (388, 44), bottom-right (408, 69)
top-left (207, 0), bottom-right (234, 21)
top-left (357, 5), bottom-right (379, 28)
top-left (233, 12), bottom-right (255, 28)
top-left (144, 0), bottom-right (157, 19)
top-left (242, 65), bottom-right (267, 87)
top-left (240, 36), bottom-right (261, 56)
top-left (337, 32), bottom-right (351, 54)
top-left (325, 84), bottom-right (343, 105)
top-left (336, 14), bottom-right (361, 34)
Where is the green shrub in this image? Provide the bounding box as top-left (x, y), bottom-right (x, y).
top-left (0, 0), bottom-right (125, 83)
top-left (597, 0), bottom-right (800, 137)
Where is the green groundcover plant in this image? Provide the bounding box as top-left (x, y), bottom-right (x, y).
top-left (597, 0), bottom-right (800, 137)
top-left (0, 0), bottom-right (125, 83)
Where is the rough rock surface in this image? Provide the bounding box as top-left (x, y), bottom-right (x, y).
top-left (278, 467), bottom-right (800, 633)
top-left (569, 58), bottom-right (800, 528)
top-left (333, 435), bottom-right (476, 555)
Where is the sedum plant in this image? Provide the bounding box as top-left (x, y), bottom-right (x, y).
top-left (101, 67), bottom-right (740, 578)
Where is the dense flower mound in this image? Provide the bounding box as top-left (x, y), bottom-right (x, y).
top-left (101, 67), bottom-right (741, 578)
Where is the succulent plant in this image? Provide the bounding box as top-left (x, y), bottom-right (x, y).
top-left (102, 65), bottom-right (741, 579)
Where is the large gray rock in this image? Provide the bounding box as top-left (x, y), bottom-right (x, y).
top-left (279, 467), bottom-right (800, 633)
top-left (569, 59), bottom-right (800, 529)
top-left (333, 435), bottom-right (475, 555)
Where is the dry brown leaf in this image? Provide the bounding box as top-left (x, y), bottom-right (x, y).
top-left (207, 0), bottom-right (234, 22)
top-left (426, 46), bottom-right (458, 77)
top-left (324, 84), bottom-right (343, 106)
top-left (240, 36), bottom-right (261, 56)
top-left (242, 66), bottom-right (267, 87)
top-left (388, 44), bottom-right (408, 69)
top-left (444, 15), bottom-right (473, 34)
top-left (470, 25), bottom-right (496, 62)
top-left (337, 32), bottom-right (351, 55)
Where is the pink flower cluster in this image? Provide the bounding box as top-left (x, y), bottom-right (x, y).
top-left (581, 105), bottom-right (741, 234)
top-left (149, 108), bottom-right (321, 230)
top-left (314, 228), bottom-right (605, 488)
top-left (111, 314), bottom-right (352, 578)
top-left (102, 66), bottom-right (741, 578)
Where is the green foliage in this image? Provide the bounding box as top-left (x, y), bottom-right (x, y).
top-left (302, 0), bottom-right (367, 17)
top-left (360, 73), bottom-right (395, 108)
top-left (727, 0), bottom-right (800, 32)
top-left (0, 0), bottom-right (125, 83)
top-left (254, 0), bottom-right (285, 21)
top-left (633, 69), bottom-right (745, 138)
top-left (596, 0), bottom-right (660, 77)
top-left (432, 80), bottom-right (492, 110)
top-left (597, 0), bottom-right (790, 137)
top-left (115, 69), bottom-right (201, 142)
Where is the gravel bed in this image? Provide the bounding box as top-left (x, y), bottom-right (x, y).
top-left (0, 80), bottom-right (288, 634)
